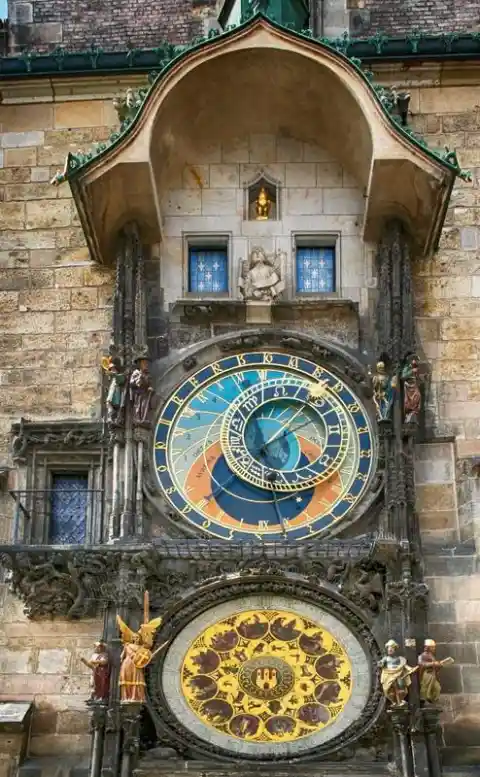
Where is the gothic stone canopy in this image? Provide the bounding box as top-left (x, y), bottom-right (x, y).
top-left (62, 14), bottom-right (457, 263)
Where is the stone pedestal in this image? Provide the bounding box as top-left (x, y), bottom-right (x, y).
top-left (120, 703), bottom-right (143, 777)
top-left (0, 701), bottom-right (33, 777)
top-left (245, 300), bottom-right (273, 324)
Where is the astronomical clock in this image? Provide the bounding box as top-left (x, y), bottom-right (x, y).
top-left (146, 344), bottom-right (382, 762)
top-left (154, 350), bottom-right (375, 542)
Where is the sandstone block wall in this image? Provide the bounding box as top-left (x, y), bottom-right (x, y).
top-left (0, 86), bottom-right (116, 761)
top-left (399, 66), bottom-right (480, 762)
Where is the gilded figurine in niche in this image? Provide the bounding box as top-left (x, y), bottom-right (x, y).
top-left (418, 639), bottom-right (454, 704)
top-left (81, 641), bottom-right (111, 703)
top-left (117, 592), bottom-right (167, 704)
top-left (401, 354), bottom-right (422, 424)
top-left (378, 639), bottom-right (417, 706)
top-left (239, 247), bottom-right (285, 302)
top-left (102, 356), bottom-right (127, 427)
top-left (255, 186), bottom-right (272, 220)
top-left (369, 361), bottom-right (397, 422)
top-left (130, 357), bottom-right (154, 426)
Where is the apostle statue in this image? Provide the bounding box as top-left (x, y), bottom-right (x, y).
top-left (418, 639), bottom-right (454, 704)
top-left (117, 593), bottom-right (168, 704)
top-left (81, 641), bottom-right (111, 703)
top-left (378, 639), bottom-right (417, 706)
top-left (129, 357), bottom-right (154, 426)
top-left (401, 354), bottom-right (422, 424)
top-left (370, 361), bottom-right (397, 422)
top-left (239, 247), bottom-right (285, 302)
top-left (103, 356), bottom-right (127, 427)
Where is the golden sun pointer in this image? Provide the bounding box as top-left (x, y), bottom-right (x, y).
top-left (307, 381), bottom-right (329, 400)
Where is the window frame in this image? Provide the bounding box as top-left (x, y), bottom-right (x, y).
top-left (47, 469), bottom-right (92, 546)
top-left (291, 232), bottom-right (341, 299)
top-left (183, 233), bottom-right (232, 298)
top-left (20, 451), bottom-right (104, 546)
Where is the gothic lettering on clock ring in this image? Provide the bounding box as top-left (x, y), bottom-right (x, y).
top-left (154, 352), bottom-right (375, 542)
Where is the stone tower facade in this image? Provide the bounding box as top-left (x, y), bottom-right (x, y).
top-left (0, 2), bottom-right (480, 775)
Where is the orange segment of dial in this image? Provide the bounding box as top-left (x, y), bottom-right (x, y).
top-left (184, 439), bottom-right (342, 531)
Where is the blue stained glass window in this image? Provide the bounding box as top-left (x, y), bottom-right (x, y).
top-left (296, 247), bottom-right (335, 293)
top-left (188, 248), bottom-right (228, 294)
top-left (49, 474), bottom-right (88, 545)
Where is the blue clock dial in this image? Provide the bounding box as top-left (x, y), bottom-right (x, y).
top-left (154, 351), bottom-right (375, 542)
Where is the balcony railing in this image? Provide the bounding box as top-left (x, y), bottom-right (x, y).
top-left (9, 488), bottom-right (104, 546)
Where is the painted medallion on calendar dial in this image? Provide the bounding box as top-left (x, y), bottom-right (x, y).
top-left (154, 351), bottom-right (375, 541)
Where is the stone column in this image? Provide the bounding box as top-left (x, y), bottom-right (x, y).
top-left (89, 703), bottom-right (107, 777)
top-left (120, 703), bottom-right (143, 777)
top-left (422, 706), bottom-right (443, 777)
top-left (389, 705), bottom-right (415, 777)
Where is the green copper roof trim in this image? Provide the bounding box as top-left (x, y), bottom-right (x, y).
top-left (2, 29), bottom-right (480, 79)
top-left (50, 12), bottom-right (471, 186)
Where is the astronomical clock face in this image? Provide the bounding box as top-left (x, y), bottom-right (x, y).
top-left (154, 351), bottom-right (375, 541)
top-left (160, 596), bottom-right (372, 757)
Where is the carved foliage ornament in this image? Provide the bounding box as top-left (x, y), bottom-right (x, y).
top-left (0, 542), bottom-right (390, 620)
top-left (11, 419), bottom-right (104, 463)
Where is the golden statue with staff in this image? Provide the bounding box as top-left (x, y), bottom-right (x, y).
top-left (117, 592), bottom-right (168, 704)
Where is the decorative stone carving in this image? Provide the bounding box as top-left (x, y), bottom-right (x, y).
top-left (11, 419), bottom-right (104, 463)
top-left (113, 86), bottom-right (148, 128)
top-left (238, 247), bottom-right (285, 302)
top-left (378, 639), bottom-right (417, 706)
top-left (0, 549), bottom-right (118, 619)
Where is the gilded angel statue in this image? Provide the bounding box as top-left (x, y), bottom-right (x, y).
top-left (117, 592), bottom-right (167, 703)
top-left (238, 247), bottom-right (285, 302)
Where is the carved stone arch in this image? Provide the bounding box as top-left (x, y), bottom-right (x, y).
top-left (66, 16), bottom-right (456, 263)
top-left (144, 573), bottom-right (385, 762)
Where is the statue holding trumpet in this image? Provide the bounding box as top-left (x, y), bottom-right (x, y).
top-left (117, 592), bottom-right (169, 704)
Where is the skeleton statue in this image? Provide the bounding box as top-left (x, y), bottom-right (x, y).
top-left (239, 247), bottom-right (285, 302)
top-left (369, 361), bottom-right (397, 422)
